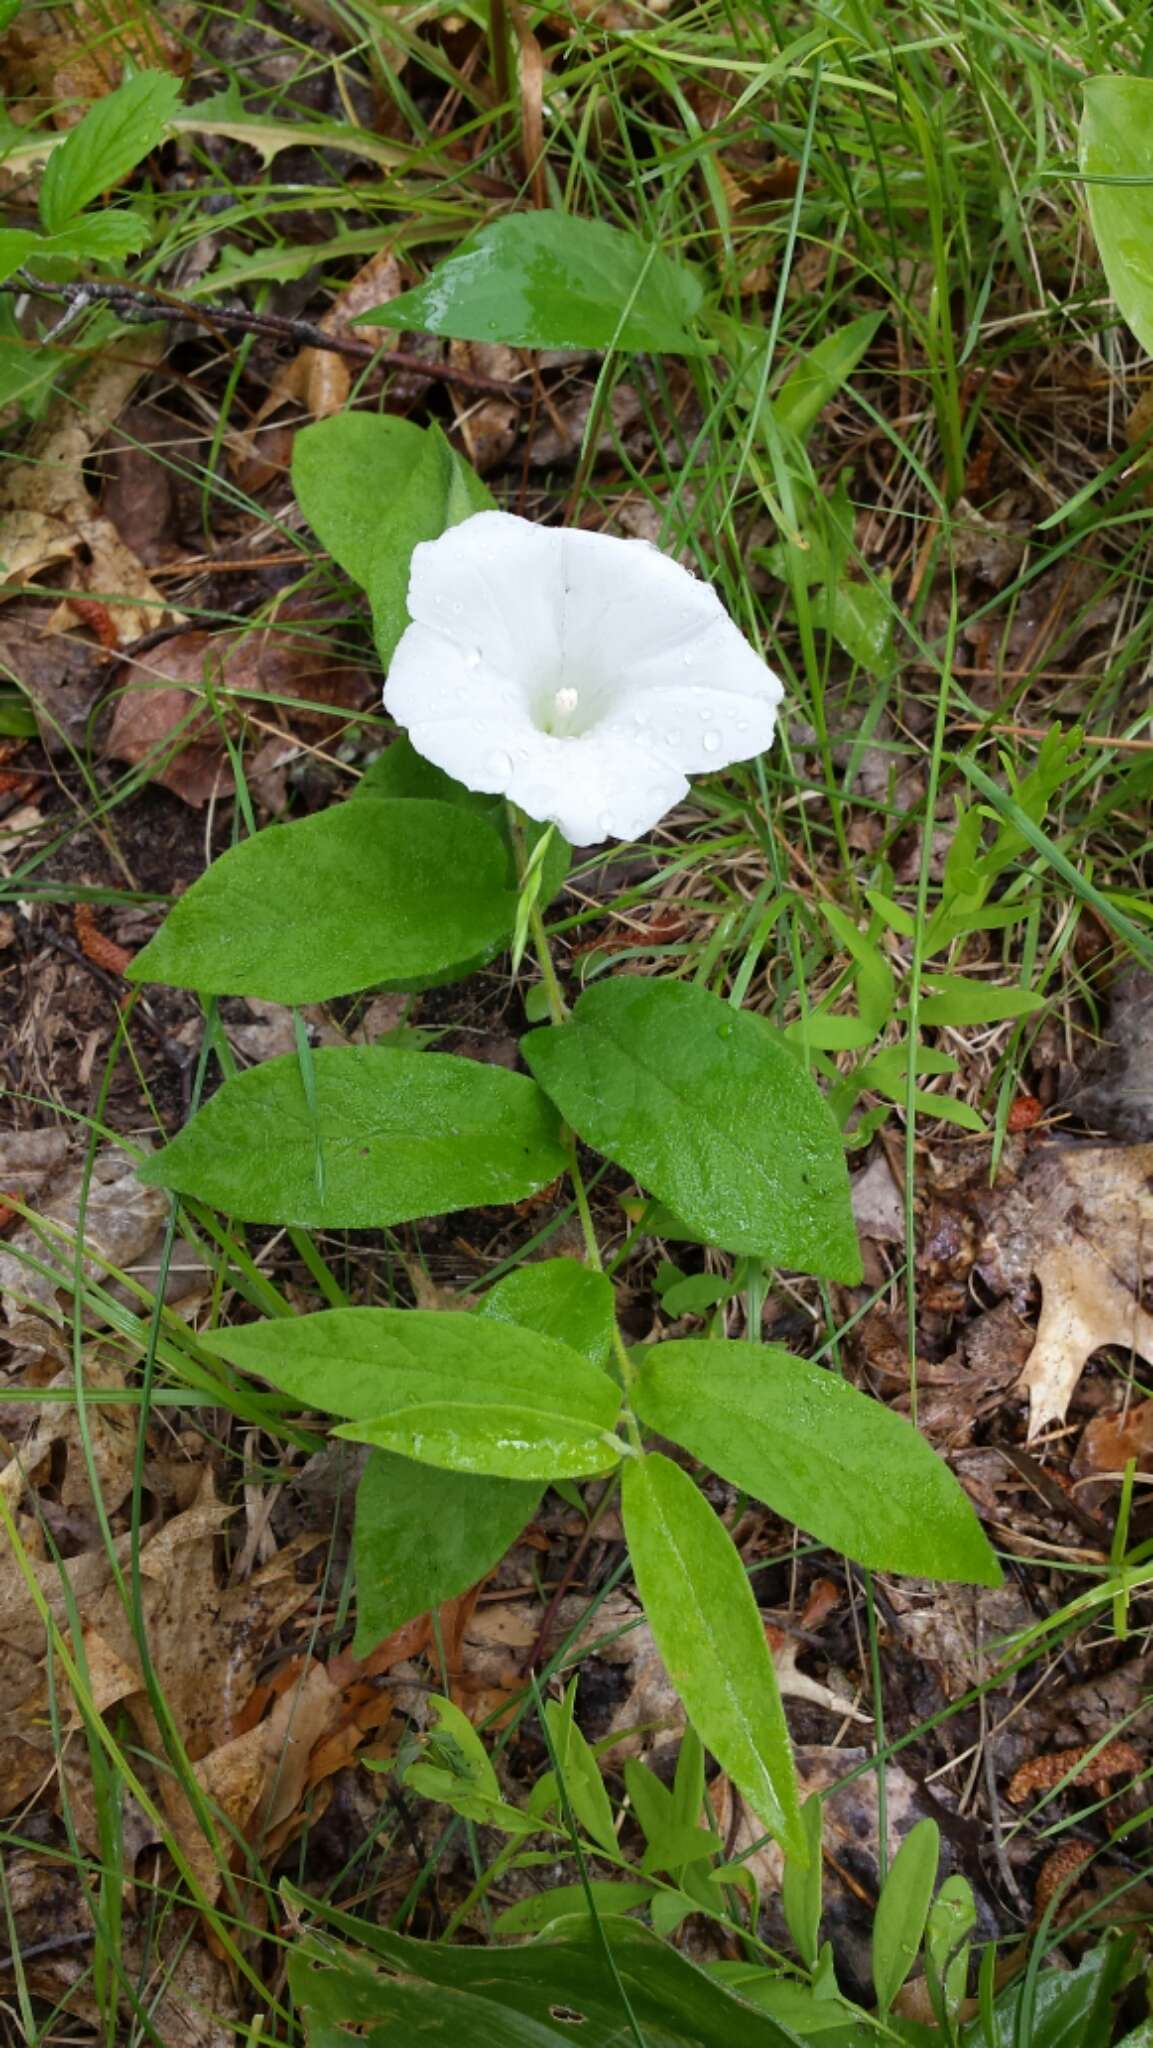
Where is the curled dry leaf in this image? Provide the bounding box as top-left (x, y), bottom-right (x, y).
top-left (978, 1141), bottom-right (1153, 1437)
top-left (0, 338), bottom-right (175, 651)
top-left (239, 246), bottom-right (405, 474)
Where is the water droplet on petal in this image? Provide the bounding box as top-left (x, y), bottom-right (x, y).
top-left (697, 706), bottom-right (711, 722)
top-left (703, 730), bottom-right (721, 753)
top-left (464, 646), bottom-right (482, 671)
top-left (737, 719), bottom-right (750, 734)
top-left (488, 748), bottom-right (513, 779)
top-left (452, 600), bottom-right (463, 615)
top-left (596, 808), bottom-right (615, 836)
top-left (664, 729), bottom-right (681, 746)
top-left (682, 649), bottom-right (695, 667)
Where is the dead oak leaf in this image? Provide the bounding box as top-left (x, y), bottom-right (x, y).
top-left (977, 1141), bottom-right (1153, 1437)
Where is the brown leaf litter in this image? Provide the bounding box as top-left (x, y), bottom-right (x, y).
top-left (0, 336), bottom-right (177, 652)
top-left (977, 1140), bottom-right (1153, 1437)
top-left (104, 595), bottom-right (374, 808)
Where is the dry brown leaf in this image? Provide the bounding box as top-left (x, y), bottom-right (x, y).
top-left (241, 246), bottom-right (404, 461)
top-left (105, 602), bottom-right (372, 807)
top-left (0, 339), bottom-right (175, 649)
top-left (0, 0), bottom-right (188, 124)
top-left (450, 340), bottom-right (522, 472)
top-left (0, 1141), bottom-right (170, 1328)
top-left (1074, 1396), bottom-right (1153, 1481)
top-left (978, 1141), bottom-right (1153, 1437)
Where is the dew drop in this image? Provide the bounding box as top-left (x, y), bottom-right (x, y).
top-left (664, 728), bottom-right (681, 746)
top-left (717, 1019), bottom-right (734, 1040)
top-left (682, 649), bottom-right (695, 667)
top-left (464, 646), bottom-right (482, 671)
top-left (702, 730), bottom-right (721, 753)
top-left (737, 719), bottom-right (750, 734)
top-left (487, 748), bottom-right (514, 779)
top-left (697, 706), bottom-right (712, 722)
top-left (596, 808), bottom-right (615, 836)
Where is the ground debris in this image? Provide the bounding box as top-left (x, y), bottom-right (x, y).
top-left (977, 1140), bottom-right (1153, 1435)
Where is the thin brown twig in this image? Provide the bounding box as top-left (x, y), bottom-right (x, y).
top-left (3, 276), bottom-right (528, 401)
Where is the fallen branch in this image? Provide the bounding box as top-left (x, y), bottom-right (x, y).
top-left (3, 274), bottom-right (527, 401)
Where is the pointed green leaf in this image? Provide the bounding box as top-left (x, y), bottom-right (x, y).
top-left (622, 1451), bottom-right (802, 1856)
top-left (872, 1818), bottom-right (940, 2013)
top-left (1081, 77), bottom-right (1153, 355)
top-left (918, 975), bottom-right (1045, 1025)
top-left (127, 799), bottom-right (516, 1001)
top-left (39, 71), bottom-right (183, 232)
top-left (361, 211), bottom-right (705, 355)
top-left (632, 1340), bottom-right (1000, 1585)
top-left (293, 412), bottom-right (430, 590)
top-left (137, 1047), bottom-right (566, 1226)
top-left (337, 1400), bottom-right (622, 1480)
top-left (200, 1305), bottom-right (619, 1422)
top-left (523, 978), bottom-right (860, 1280)
top-left (476, 1259), bottom-right (615, 1370)
top-left (353, 1452), bottom-right (539, 1654)
top-left (771, 313), bottom-right (884, 443)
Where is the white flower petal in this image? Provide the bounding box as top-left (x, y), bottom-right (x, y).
top-left (382, 510), bottom-right (783, 844)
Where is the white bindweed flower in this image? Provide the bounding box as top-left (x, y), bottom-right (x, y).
top-left (383, 510), bottom-right (784, 845)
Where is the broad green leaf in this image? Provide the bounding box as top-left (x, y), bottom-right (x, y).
top-left (632, 1340), bottom-right (1000, 1585)
top-left (288, 1905), bottom-right (802, 2048)
top-left (352, 1452), bottom-right (538, 1653)
top-left (339, 1399), bottom-right (622, 1480)
top-left (357, 737), bottom-right (571, 946)
top-left (771, 313), bottom-right (884, 444)
top-left (39, 71), bottom-right (183, 233)
top-left (294, 415), bottom-right (490, 662)
top-left (622, 1451), bottom-right (802, 1856)
top-left (544, 1683), bottom-right (618, 1853)
top-left (492, 1883), bottom-right (655, 1934)
top-left (523, 978), bottom-right (861, 1281)
top-left (363, 211), bottom-right (705, 355)
top-left (782, 1795), bottom-right (824, 1971)
top-left (352, 1260), bottom-right (610, 1650)
top-left (918, 975), bottom-right (1045, 1025)
top-left (127, 799), bottom-right (516, 1002)
top-left (200, 1304), bottom-right (619, 1423)
top-left (1081, 77), bottom-right (1153, 354)
top-left (367, 424), bottom-right (491, 664)
top-left (137, 1047), bottom-right (566, 1226)
top-left (293, 412), bottom-right (430, 589)
top-left (476, 1259), bottom-right (614, 1371)
top-left (872, 1818), bottom-right (940, 2013)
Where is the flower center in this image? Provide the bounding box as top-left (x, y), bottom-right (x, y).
top-left (535, 683), bottom-right (590, 737)
top-left (552, 686), bottom-right (579, 732)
